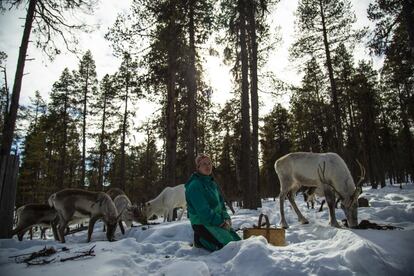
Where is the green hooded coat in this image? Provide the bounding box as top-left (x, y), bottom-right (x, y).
top-left (185, 173), bottom-right (241, 251)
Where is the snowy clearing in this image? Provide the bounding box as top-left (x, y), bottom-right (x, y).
top-left (1, 184), bottom-right (413, 276)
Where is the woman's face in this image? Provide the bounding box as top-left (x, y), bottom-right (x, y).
top-left (197, 157), bottom-right (213, 176)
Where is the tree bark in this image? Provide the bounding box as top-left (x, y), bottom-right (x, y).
top-left (81, 67), bottom-right (89, 187)
top-left (402, 0), bottom-right (414, 55)
top-left (186, 0), bottom-right (197, 177)
top-left (319, 0), bottom-right (343, 154)
top-left (98, 88), bottom-right (108, 190)
top-left (120, 58), bottom-right (129, 191)
top-left (165, 18), bottom-right (178, 187)
top-left (247, 0), bottom-right (261, 209)
top-left (239, 0), bottom-right (252, 208)
top-left (1, 0), bottom-right (38, 156)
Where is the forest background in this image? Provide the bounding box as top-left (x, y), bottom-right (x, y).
top-left (0, 0), bottom-right (412, 209)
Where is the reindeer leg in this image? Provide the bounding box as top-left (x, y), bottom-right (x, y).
top-left (87, 217), bottom-right (98, 242)
top-left (51, 219), bottom-right (59, 241)
top-left (58, 221), bottom-right (68, 243)
top-left (279, 191), bottom-right (289, 229)
top-left (119, 221), bottom-right (125, 235)
top-left (57, 212), bottom-right (71, 243)
top-left (177, 207), bottom-right (185, 221)
top-left (287, 192), bottom-right (309, 225)
top-left (17, 226), bottom-right (31, 241)
top-left (324, 186), bottom-right (340, 228)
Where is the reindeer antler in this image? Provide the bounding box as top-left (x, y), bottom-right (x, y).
top-left (349, 159), bottom-right (366, 207)
top-left (355, 159), bottom-right (366, 188)
top-left (318, 161), bottom-right (345, 200)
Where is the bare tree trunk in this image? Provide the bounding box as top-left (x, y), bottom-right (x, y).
top-left (403, 0), bottom-right (414, 55)
top-left (97, 90), bottom-right (108, 190)
top-left (319, 0), bottom-right (343, 154)
top-left (120, 64), bottom-right (129, 191)
top-left (1, 66), bottom-right (9, 119)
top-left (58, 88), bottom-right (69, 189)
top-left (81, 67), bottom-right (89, 187)
top-left (186, 0), bottom-right (197, 177)
top-left (247, 0), bottom-right (261, 209)
top-left (165, 17), bottom-right (177, 187)
top-left (239, 0), bottom-right (252, 208)
top-left (1, 0), bottom-right (38, 156)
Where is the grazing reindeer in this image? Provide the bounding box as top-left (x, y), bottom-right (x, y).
top-left (106, 187), bottom-right (126, 200)
top-left (275, 152), bottom-right (365, 229)
top-left (144, 184), bottom-right (186, 222)
top-left (113, 194), bottom-right (147, 234)
top-left (11, 203), bottom-right (59, 241)
top-left (48, 189), bottom-right (120, 243)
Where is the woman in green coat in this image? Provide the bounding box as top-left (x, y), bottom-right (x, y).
top-left (185, 153), bottom-right (241, 251)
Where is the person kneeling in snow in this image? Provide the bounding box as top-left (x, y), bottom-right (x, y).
top-left (185, 153), bottom-right (241, 251)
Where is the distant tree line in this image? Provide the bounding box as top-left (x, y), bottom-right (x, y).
top-left (0, 0), bottom-right (412, 208)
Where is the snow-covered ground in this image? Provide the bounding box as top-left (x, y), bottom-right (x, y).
top-left (1, 184), bottom-right (414, 276)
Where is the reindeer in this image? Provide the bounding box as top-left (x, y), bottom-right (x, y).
top-left (106, 187), bottom-right (125, 200)
top-left (11, 203), bottom-right (59, 241)
top-left (144, 184), bottom-right (186, 222)
top-left (275, 152), bottom-right (365, 229)
top-left (113, 194), bottom-right (147, 234)
top-left (48, 189), bottom-right (120, 243)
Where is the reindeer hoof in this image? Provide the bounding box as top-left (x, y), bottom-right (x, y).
top-left (281, 224), bottom-right (289, 229)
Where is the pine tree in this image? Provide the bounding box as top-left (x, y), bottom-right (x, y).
top-left (1, 0), bottom-right (95, 156)
top-left (368, 0), bottom-right (414, 55)
top-left (260, 104), bottom-right (291, 198)
top-left (115, 52), bottom-right (141, 190)
top-left (89, 74), bottom-right (117, 190)
top-left (48, 68), bottom-right (77, 188)
top-left (74, 50), bottom-right (98, 187)
top-left (291, 0), bottom-right (365, 153)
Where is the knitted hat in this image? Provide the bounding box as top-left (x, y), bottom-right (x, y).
top-left (195, 153), bottom-right (210, 168)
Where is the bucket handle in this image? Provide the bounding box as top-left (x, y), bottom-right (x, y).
top-left (257, 214), bottom-right (270, 229)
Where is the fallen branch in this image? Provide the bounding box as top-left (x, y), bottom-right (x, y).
top-left (26, 258), bottom-right (56, 266)
top-left (60, 245), bottom-right (96, 262)
top-left (15, 246), bottom-right (57, 264)
top-left (342, 219), bottom-right (404, 230)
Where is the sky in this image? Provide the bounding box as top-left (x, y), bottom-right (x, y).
top-left (0, 0), bottom-right (382, 131)
top-left (0, 183), bottom-right (413, 275)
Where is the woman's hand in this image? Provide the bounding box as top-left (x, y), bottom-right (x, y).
top-left (220, 219), bottom-right (232, 230)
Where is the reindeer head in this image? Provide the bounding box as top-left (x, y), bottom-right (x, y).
top-left (318, 160), bottom-right (365, 228)
top-left (129, 205), bottom-right (148, 225)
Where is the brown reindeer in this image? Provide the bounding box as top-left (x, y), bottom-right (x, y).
top-left (11, 203), bottom-right (59, 241)
top-left (48, 189), bottom-right (120, 243)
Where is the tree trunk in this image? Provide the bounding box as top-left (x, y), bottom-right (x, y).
top-left (165, 19), bottom-right (177, 187)
top-left (120, 62), bottom-right (129, 191)
top-left (1, 66), bottom-right (9, 119)
top-left (1, 0), bottom-right (37, 156)
top-left (58, 88), bottom-right (68, 189)
top-left (186, 0), bottom-right (197, 177)
top-left (239, 0), bottom-right (252, 208)
top-left (319, 0), bottom-right (343, 154)
top-left (247, 0), bottom-right (261, 209)
top-left (402, 0), bottom-right (414, 55)
top-left (81, 67), bottom-right (89, 187)
top-left (98, 90), bottom-right (108, 190)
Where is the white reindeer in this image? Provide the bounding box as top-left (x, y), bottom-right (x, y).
top-left (11, 203), bottom-right (59, 241)
top-left (113, 194), bottom-right (147, 234)
top-left (48, 189), bottom-right (120, 243)
top-left (144, 184), bottom-right (186, 222)
top-left (275, 152), bottom-right (365, 229)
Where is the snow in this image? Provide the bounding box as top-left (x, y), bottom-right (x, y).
top-left (1, 184), bottom-right (414, 276)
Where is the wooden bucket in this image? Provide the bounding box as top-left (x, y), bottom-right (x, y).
top-left (243, 214), bottom-right (286, 246)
